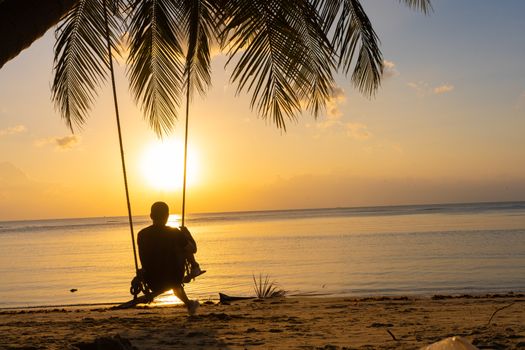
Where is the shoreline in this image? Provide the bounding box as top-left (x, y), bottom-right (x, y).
top-left (1, 291), bottom-right (523, 312)
top-left (1, 294), bottom-right (523, 349)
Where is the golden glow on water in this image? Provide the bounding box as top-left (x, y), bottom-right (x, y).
top-left (139, 139), bottom-right (199, 192)
top-left (1, 204), bottom-right (523, 308)
top-left (152, 290), bottom-right (184, 306)
top-left (167, 214), bottom-right (181, 227)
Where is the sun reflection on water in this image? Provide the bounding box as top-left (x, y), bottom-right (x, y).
top-left (167, 214), bottom-right (181, 228)
top-left (152, 290), bottom-right (184, 306)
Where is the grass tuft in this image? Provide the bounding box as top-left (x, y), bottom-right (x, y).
top-left (252, 274), bottom-right (286, 299)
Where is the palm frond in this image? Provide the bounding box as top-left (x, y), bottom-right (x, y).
top-left (52, 0), bottom-right (121, 131)
top-left (222, 0), bottom-right (336, 130)
top-left (316, 0), bottom-right (431, 96)
top-left (174, 0), bottom-right (221, 99)
top-left (52, 0), bottom-right (432, 135)
top-left (398, 0), bottom-right (433, 14)
top-left (332, 0), bottom-right (383, 95)
top-left (126, 0), bottom-right (185, 136)
top-left (286, 0), bottom-right (336, 118)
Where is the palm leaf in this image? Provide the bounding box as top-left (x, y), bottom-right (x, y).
top-left (316, 0), bottom-right (432, 96)
top-left (398, 0), bottom-right (433, 14)
top-left (222, 0), bottom-right (337, 130)
top-left (174, 0), bottom-right (221, 99)
top-left (285, 0), bottom-right (336, 118)
top-left (52, 0), bottom-right (432, 134)
top-left (126, 0), bottom-right (185, 136)
top-left (52, 0), bottom-right (121, 131)
top-left (331, 0), bottom-right (382, 95)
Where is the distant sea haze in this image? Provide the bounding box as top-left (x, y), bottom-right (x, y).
top-left (0, 201), bottom-right (524, 309)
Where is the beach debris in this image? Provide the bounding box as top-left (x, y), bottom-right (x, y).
top-left (253, 274), bottom-right (286, 299)
top-left (70, 288), bottom-right (78, 293)
top-left (387, 329), bottom-right (398, 341)
top-left (420, 336), bottom-right (479, 350)
top-left (486, 301), bottom-right (516, 326)
top-left (218, 292), bottom-right (254, 304)
top-left (370, 322), bottom-right (393, 328)
top-left (218, 274), bottom-right (286, 304)
top-left (72, 334), bottom-right (137, 350)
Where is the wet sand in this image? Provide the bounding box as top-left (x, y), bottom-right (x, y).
top-left (0, 294), bottom-right (523, 349)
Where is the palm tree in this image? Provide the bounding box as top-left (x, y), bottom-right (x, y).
top-left (0, 0), bottom-right (77, 69)
top-left (2, 0), bottom-right (432, 299)
top-left (47, 0), bottom-right (432, 135)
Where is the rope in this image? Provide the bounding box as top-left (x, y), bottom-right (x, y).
top-left (103, 0), bottom-right (139, 274)
top-left (181, 70), bottom-right (190, 227)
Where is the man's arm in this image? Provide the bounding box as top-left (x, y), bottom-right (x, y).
top-left (137, 230), bottom-right (149, 269)
top-left (180, 226), bottom-right (197, 254)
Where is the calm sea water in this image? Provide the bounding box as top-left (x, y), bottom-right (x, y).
top-left (0, 202), bottom-right (524, 308)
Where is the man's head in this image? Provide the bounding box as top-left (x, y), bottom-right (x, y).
top-left (150, 201), bottom-right (169, 225)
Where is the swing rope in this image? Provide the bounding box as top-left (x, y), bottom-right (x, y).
top-left (103, 0), bottom-right (139, 274)
top-left (102, 1), bottom-right (192, 295)
top-left (181, 69), bottom-right (191, 228)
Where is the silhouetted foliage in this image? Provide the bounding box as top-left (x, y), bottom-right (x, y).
top-left (51, 0), bottom-right (432, 135)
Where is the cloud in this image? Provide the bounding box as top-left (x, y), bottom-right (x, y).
top-left (0, 124), bottom-right (26, 136)
top-left (345, 122), bottom-right (372, 140)
top-left (382, 60), bottom-right (399, 78)
top-left (56, 135), bottom-right (79, 149)
top-left (407, 81), bottom-right (430, 96)
top-left (408, 81), bottom-right (455, 96)
top-left (35, 135), bottom-right (80, 150)
top-left (312, 86), bottom-right (372, 140)
top-left (316, 86), bottom-right (346, 128)
top-left (326, 88), bottom-right (346, 123)
top-left (433, 84), bottom-right (455, 95)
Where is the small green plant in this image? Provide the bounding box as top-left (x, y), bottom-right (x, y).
top-left (253, 274), bottom-right (286, 299)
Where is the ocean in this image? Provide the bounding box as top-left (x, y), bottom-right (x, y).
top-left (0, 201), bottom-right (524, 309)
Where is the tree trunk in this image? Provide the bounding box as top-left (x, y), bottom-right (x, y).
top-left (0, 0), bottom-right (78, 69)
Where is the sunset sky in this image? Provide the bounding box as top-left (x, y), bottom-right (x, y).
top-left (1, 0), bottom-right (524, 221)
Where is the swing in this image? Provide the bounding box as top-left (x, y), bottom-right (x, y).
top-left (100, 1), bottom-right (201, 309)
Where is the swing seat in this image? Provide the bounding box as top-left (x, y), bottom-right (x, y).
top-left (114, 270), bottom-right (164, 309)
top-left (118, 264), bottom-right (203, 309)
top-left (129, 269), bottom-right (152, 297)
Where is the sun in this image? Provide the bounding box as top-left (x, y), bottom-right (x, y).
top-left (139, 139), bottom-right (199, 192)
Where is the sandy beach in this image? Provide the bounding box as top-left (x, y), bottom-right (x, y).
top-left (0, 294), bottom-right (523, 349)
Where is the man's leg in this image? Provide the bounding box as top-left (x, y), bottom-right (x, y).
top-left (172, 285), bottom-right (190, 304)
top-left (173, 285), bottom-right (199, 315)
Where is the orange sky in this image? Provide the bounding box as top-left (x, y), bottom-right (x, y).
top-left (1, 1), bottom-right (525, 220)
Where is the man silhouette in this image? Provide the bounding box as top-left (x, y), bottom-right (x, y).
top-left (137, 201), bottom-right (203, 315)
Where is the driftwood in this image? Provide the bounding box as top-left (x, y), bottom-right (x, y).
top-left (486, 301), bottom-right (516, 326)
top-left (219, 293), bottom-right (255, 304)
top-left (387, 329), bottom-right (398, 341)
top-left (112, 291), bottom-right (163, 310)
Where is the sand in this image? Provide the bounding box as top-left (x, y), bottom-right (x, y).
top-left (0, 294), bottom-right (523, 349)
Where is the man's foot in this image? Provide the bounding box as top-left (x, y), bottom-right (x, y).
top-left (190, 265), bottom-right (206, 278)
top-left (186, 300), bottom-right (200, 316)
top-left (183, 266), bottom-right (207, 283)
